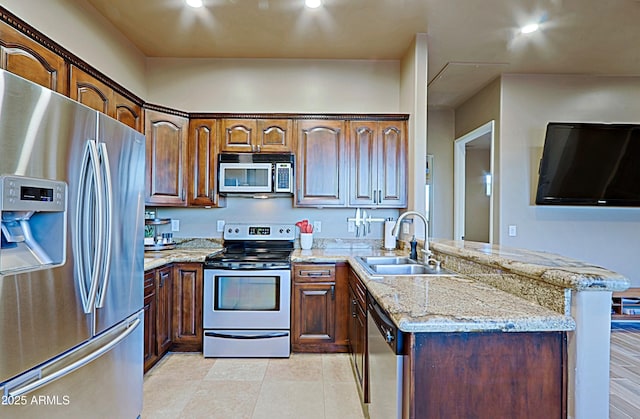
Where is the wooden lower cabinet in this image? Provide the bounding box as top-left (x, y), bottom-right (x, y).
top-left (155, 265), bottom-right (174, 356)
top-left (143, 271), bottom-right (158, 373)
top-left (291, 262), bottom-right (349, 352)
top-left (405, 331), bottom-right (567, 418)
top-left (144, 263), bottom-right (204, 373)
top-left (348, 268), bottom-right (368, 402)
top-left (172, 263), bottom-right (203, 351)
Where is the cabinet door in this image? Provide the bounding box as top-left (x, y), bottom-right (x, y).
top-left (292, 282), bottom-right (336, 348)
top-left (69, 65), bottom-right (111, 115)
top-left (172, 263), bottom-right (203, 351)
top-left (143, 271), bottom-right (158, 373)
top-left (349, 121), bottom-right (378, 206)
top-left (145, 109), bottom-right (189, 206)
top-left (155, 266), bottom-right (173, 356)
top-left (377, 121), bottom-right (407, 207)
top-left (188, 119), bottom-right (219, 207)
top-left (257, 119), bottom-right (293, 152)
top-left (296, 120), bottom-right (347, 207)
top-left (113, 91), bottom-right (143, 133)
top-left (220, 119), bottom-right (257, 152)
top-left (0, 20), bottom-right (68, 94)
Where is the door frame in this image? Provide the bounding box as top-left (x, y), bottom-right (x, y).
top-left (453, 120), bottom-right (494, 243)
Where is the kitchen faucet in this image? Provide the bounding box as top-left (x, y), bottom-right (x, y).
top-left (391, 211), bottom-right (432, 260)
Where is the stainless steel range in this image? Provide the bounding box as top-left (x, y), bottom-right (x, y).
top-left (203, 223), bottom-right (295, 358)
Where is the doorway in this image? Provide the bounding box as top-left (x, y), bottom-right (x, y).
top-left (454, 121), bottom-right (494, 243)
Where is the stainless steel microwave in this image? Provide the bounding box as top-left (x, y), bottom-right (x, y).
top-left (218, 153), bottom-right (294, 195)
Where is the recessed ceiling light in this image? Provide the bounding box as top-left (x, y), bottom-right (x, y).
top-left (186, 0), bottom-right (203, 8)
top-left (520, 23), bottom-right (539, 34)
top-left (305, 0), bottom-right (322, 9)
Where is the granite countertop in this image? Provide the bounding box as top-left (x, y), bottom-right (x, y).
top-left (430, 239), bottom-right (630, 292)
top-left (144, 247), bottom-right (222, 271)
top-left (145, 244), bottom-right (577, 333)
top-left (294, 248), bottom-right (576, 333)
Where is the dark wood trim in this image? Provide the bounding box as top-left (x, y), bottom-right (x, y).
top-left (189, 112), bottom-right (410, 121)
top-left (0, 6), bottom-right (144, 105)
top-left (143, 102), bottom-right (190, 119)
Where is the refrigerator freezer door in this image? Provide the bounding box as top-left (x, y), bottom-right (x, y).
top-left (0, 70), bottom-right (95, 383)
top-left (0, 311), bottom-right (143, 418)
top-left (94, 113), bottom-right (145, 335)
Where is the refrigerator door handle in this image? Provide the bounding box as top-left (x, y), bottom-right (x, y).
top-left (96, 142), bottom-right (113, 309)
top-left (3, 315), bottom-right (141, 398)
top-left (74, 139), bottom-right (104, 314)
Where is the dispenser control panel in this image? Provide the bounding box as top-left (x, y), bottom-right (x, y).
top-left (0, 175), bottom-right (66, 211)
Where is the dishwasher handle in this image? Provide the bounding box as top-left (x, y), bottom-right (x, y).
top-left (368, 294), bottom-right (403, 355)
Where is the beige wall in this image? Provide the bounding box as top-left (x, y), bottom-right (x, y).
top-left (455, 78), bottom-right (501, 242)
top-left (500, 74), bottom-right (640, 285)
top-left (399, 34), bottom-right (428, 240)
top-left (2, 0), bottom-right (147, 97)
top-left (426, 109), bottom-right (454, 240)
top-left (146, 58), bottom-right (400, 113)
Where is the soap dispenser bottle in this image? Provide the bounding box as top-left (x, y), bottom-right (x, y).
top-left (409, 236), bottom-right (418, 260)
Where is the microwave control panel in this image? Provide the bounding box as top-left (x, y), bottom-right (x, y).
top-left (275, 163), bottom-right (293, 193)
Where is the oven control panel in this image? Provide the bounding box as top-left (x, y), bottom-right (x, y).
top-left (223, 223), bottom-right (295, 240)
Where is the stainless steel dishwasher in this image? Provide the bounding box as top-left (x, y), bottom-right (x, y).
top-left (367, 294), bottom-right (405, 419)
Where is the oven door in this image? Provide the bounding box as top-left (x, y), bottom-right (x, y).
top-left (218, 163), bottom-right (273, 193)
top-left (203, 268), bottom-right (291, 329)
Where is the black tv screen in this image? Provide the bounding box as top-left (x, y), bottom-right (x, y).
top-left (535, 122), bottom-right (640, 206)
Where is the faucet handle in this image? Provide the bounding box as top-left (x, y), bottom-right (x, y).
top-left (420, 248), bottom-right (433, 259)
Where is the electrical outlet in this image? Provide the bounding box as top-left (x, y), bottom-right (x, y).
top-left (402, 222), bottom-right (410, 234)
top-left (508, 224), bottom-right (517, 237)
top-left (347, 221), bottom-right (355, 232)
top-left (217, 220), bottom-right (225, 232)
top-left (171, 219), bottom-right (180, 232)
top-left (313, 221), bottom-right (322, 233)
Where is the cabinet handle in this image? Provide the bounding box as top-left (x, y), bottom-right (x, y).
top-left (352, 299), bottom-right (357, 317)
top-left (256, 145), bottom-right (261, 152)
top-left (303, 270), bottom-right (331, 277)
top-left (181, 188), bottom-right (186, 201)
top-left (330, 284), bottom-right (335, 300)
top-left (378, 190), bottom-right (382, 203)
top-left (373, 189), bottom-right (377, 204)
top-left (210, 189), bottom-right (214, 201)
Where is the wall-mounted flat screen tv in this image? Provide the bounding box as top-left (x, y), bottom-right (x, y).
top-left (535, 122), bottom-right (640, 206)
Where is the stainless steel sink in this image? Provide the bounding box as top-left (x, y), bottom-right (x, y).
top-left (371, 264), bottom-right (455, 275)
top-left (358, 256), bottom-right (414, 265)
top-left (355, 256), bottom-right (456, 276)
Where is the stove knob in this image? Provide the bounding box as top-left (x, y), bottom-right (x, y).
top-left (286, 228), bottom-right (291, 233)
top-left (235, 228), bottom-right (240, 233)
top-left (279, 228), bottom-right (284, 233)
top-left (227, 228), bottom-right (233, 233)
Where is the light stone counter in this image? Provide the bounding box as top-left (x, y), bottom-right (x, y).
top-left (144, 248), bottom-right (222, 271)
top-left (292, 248), bottom-right (575, 333)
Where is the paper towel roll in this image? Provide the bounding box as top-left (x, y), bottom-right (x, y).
top-left (384, 220), bottom-right (397, 250)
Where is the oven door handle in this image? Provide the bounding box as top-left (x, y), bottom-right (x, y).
top-left (205, 331), bottom-right (288, 340)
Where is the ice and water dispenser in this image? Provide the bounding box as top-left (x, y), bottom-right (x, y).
top-left (0, 175), bottom-right (67, 274)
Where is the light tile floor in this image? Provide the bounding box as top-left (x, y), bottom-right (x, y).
top-left (143, 353), bottom-right (365, 419)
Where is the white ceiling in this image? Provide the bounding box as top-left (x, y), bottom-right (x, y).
top-left (84, 0), bottom-right (640, 108)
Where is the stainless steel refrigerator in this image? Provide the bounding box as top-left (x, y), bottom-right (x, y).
top-left (0, 69), bottom-right (145, 418)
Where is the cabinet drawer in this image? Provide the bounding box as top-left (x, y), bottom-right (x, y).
top-left (144, 271), bottom-right (155, 297)
top-left (349, 270), bottom-right (367, 308)
top-left (294, 264), bottom-right (335, 282)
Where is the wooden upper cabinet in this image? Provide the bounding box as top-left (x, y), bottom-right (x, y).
top-left (188, 119), bottom-right (219, 207)
top-left (0, 20), bottom-right (68, 94)
top-left (220, 119), bottom-right (258, 152)
top-left (349, 120), bottom-right (407, 208)
top-left (70, 65), bottom-right (110, 114)
top-left (257, 119), bottom-right (293, 152)
top-left (296, 120), bottom-right (348, 207)
top-left (113, 92), bottom-right (143, 132)
top-left (220, 119), bottom-right (293, 153)
top-left (70, 66), bottom-right (142, 132)
top-left (145, 109), bottom-right (189, 206)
